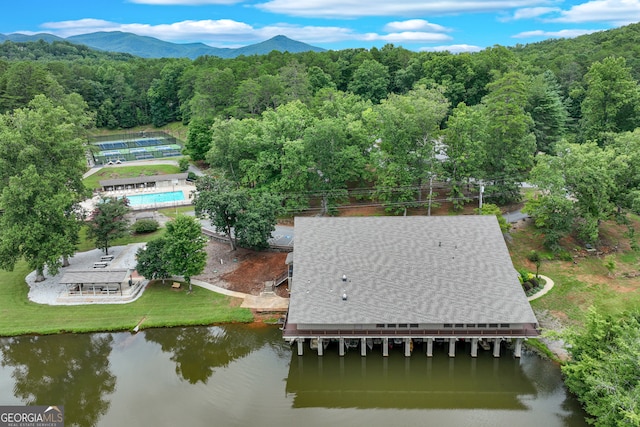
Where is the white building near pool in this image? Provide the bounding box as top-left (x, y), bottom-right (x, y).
top-left (98, 173), bottom-right (189, 192)
top-left (92, 173), bottom-right (194, 211)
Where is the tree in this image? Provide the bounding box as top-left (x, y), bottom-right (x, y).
top-left (234, 191), bottom-right (282, 250)
top-left (562, 309), bottom-right (640, 426)
top-left (580, 56), bottom-right (640, 143)
top-left (194, 175), bottom-right (282, 250)
top-left (303, 117), bottom-right (366, 215)
top-left (526, 71), bottom-right (568, 154)
top-left (442, 102), bottom-right (487, 211)
top-left (163, 215), bottom-right (207, 292)
top-left (86, 197), bottom-right (131, 255)
top-left (481, 72), bottom-right (536, 204)
top-left (347, 59), bottom-right (390, 103)
top-left (527, 250), bottom-right (541, 278)
top-left (148, 60), bottom-right (189, 127)
top-left (0, 167), bottom-right (81, 281)
top-left (0, 95), bottom-right (91, 280)
top-left (184, 117), bottom-right (212, 161)
top-left (194, 176), bottom-right (246, 251)
top-left (135, 238), bottom-right (171, 284)
top-left (523, 153), bottom-right (575, 251)
top-left (368, 85), bottom-right (449, 214)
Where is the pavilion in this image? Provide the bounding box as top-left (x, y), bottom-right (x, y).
top-left (282, 216), bottom-right (540, 358)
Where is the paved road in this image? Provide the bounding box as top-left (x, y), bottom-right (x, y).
top-left (503, 210), bottom-right (530, 223)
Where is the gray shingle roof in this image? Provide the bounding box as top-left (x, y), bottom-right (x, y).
top-left (58, 269), bottom-right (131, 285)
top-left (287, 216), bottom-right (538, 326)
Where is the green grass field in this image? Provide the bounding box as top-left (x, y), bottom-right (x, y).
top-left (0, 262), bottom-right (252, 337)
top-left (509, 217), bottom-right (640, 326)
top-left (84, 164), bottom-right (182, 190)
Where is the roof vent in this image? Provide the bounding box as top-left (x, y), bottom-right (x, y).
top-left (342, 274), bottom-right (347, 282)
top-left (439, 241), bottom-right (442, 247)
top-left (342, 292), bottom-right (348, 301)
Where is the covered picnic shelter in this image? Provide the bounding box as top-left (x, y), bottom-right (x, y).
top-left (59, 269), bottom-right (133, 296)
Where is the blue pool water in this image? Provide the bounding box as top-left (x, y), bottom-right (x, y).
top-left (125, 191), bottom-right (185, 206)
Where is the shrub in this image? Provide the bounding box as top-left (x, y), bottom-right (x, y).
top-left (556, 250), bottom-right (573, 262)
top-left (178, 157), bottom-right (190, 172)
top-left (132, 219), bottom-right (160, 234)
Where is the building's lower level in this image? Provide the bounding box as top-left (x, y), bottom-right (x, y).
top-left (283, 323), bottom-right (540, 358)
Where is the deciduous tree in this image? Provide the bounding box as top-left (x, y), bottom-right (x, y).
top-left (86, 197), bottom-right (131, 255)
top-left (163, 215), bottom-right (207, 292)
top-left (135, 238), bottom-right (171, 284)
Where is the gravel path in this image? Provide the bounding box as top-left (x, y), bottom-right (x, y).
top-left (26, 243), bottom-right (146, 305)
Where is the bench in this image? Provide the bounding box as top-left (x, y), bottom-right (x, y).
top-left (103, 286), bottom-right (120, 293)
top-left (172, 282), bottom-right (181, 289)
top-left (100, 255), bottom-right (114, 262)
top-left (93, 262), bottom-right (108, 268)
top-left (84, 285), bottom-right (103, 292)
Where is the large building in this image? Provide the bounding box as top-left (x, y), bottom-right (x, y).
top-left (282, 216), bottom-right (540, 357)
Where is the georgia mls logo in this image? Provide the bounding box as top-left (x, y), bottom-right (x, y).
top-left (0, 405), bottom-right (64, 427)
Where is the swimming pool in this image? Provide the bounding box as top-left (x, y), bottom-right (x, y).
top-left (125, 191), bottom-right (185, 206)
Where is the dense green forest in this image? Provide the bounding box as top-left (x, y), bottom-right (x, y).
top-left (2, 23), bottom-right (640, 238)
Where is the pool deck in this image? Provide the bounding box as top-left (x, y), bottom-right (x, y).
top-left (81, 184), bottom-right (195, 212)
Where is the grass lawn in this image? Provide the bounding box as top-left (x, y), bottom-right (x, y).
top-left (509, 217), bottom-right (640, 326)
top-left (0, 262), bottom-right (253, 337)
top-left (83, 164), bottom-right (182, 190)
top-left (158, 205), bottom-right (195, 219)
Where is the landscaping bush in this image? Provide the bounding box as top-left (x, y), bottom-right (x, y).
top-left (132, 219), bottom-right (160, 234)
top-left (178, 157), bottom-right (190, 172)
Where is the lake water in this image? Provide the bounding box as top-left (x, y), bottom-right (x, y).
top-left (0, 325), bottom-right (588, 427)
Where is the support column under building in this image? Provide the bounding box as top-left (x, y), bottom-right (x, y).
top-left (470, 338), bottom-right (478, 358)
top-left (361, 338), bottom-right (367, 356)
top-left (382, 338), bottom-right (389, 357)
top-left (426, 338), bottom-right (433, 357)
top-left (297, 339), bottom-right (304, 356)
top-left (339, 337), bottom-right (345, 356)
top-left (448, 338), bottom-right (456, 357)
top-left (317, 338), bottom-right (323, 356)
top-left (514, 338), bottom-right (523, 358)
top-left (493, 338), bottom-right (501, 358)
top-left (404, 338), bottom-right (411, 357)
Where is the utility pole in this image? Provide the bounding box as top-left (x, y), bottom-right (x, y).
top-left (479, 184), bottom-right (484, 210)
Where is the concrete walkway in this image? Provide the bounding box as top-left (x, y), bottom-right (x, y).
top-left (527, 275), bottom-right (554, 301)
top-left (190, 279), bottom-right (289, 311)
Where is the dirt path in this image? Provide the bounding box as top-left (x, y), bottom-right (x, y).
top-left (193, 240), bottom-right (289, 297)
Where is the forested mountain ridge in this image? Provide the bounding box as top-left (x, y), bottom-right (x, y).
top-left (0, 32), bottom-right (325, 59)
top-left (512, 22), bottom-right (640, 80)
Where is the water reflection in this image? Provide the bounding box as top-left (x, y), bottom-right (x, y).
top-left (0, 326), bottom-right (588, 427)
top-left (143, 324), bottom-right (275, 384)
top-left (0, 334), bottom-right (115, 427)
top-left (286, 349), bottom-right (537, 409)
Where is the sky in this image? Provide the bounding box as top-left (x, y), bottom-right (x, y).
top-left (2, 0), bottom-right (640, 53)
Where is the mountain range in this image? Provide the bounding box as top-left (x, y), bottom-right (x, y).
top-left (0, 32), bottom-right (326, 59)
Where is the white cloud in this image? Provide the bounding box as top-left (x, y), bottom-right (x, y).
top-left (512, 28), bottom-right (602, 38)
top-left (383, 19), bottom-right (450, 33)
top-left (552, 0), bottom-right (640, 24)
top-left (128, 0), bottom-right (243, 4)
top-left (501, 7), bottom-right (560, 21)
top-left (256, 0), bottom-right (552, 18)
top-left (41, 18), bottom-right (256, 42)
top-left (419, 44), bottom-right (483, 53)
top-left (364, 32), bottom-right (453, 43)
